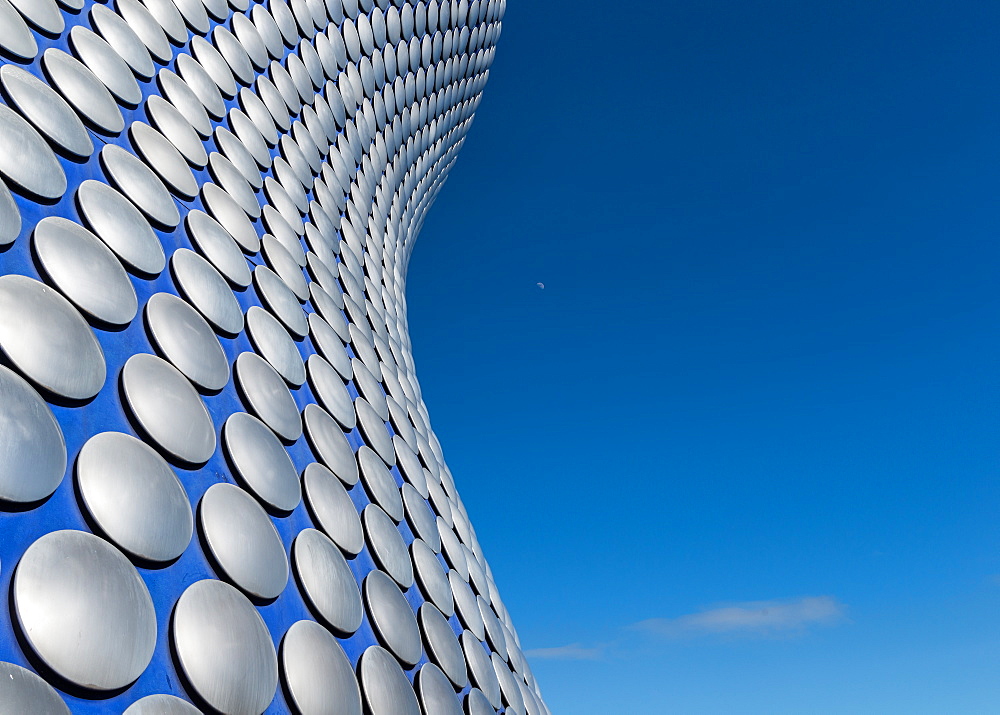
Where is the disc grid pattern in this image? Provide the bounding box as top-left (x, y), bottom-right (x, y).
top-left (0, 0), bottom-right (548, 710)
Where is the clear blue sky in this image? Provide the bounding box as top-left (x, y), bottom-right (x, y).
top-left (406, 2), bottom-right (1000, 712)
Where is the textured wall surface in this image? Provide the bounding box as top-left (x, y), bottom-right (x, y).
top-left (0, 0), bottom-right (548, 711)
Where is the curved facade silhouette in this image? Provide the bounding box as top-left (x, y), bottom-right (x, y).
top-left (0, 0), bottom-right (548, 712)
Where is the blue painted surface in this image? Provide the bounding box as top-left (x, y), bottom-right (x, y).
top-left (0, 2), bottom-right (492, 711)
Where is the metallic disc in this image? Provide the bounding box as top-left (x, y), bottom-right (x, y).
top-left (100, 145), bottom-right (179, 229)
top-left (499, 622), bottom-right (518, 668)
top-left (139, 0), bottom-right (187, 45)
top-left (229, 107), bottom-right (272, 167)
top-left (186, 209), bottom-right (252, 288)
top-left (171, 0), bottom-right (209, 33)
top-left (352, 356), bottom-right (388, 420)
top-left (250, 4), bottom-right (282, 60)
top-left (429, 478), bottom-right (454, 529)
top-left (223, 411), bottom-right (302, 512)
top-left (387, 396), bottom-right (417, 450)
top-left (278, 135), bottom-right (309, 185)
top-left (262, 234), bottom-right (308, 300)
top-left (239, 85), bottom-right (279, 146)
top-left (290, 120), bottom-right (319, 170)
top-left (0, 661), bottom-right (69, 714)
top-left (309, 314), bottom-right (353, 382)
top-left (216, 126), bottom-right (263, 188)
top-left (363, 504), bottom-right (413, 589)
top-left (117, 0), bottom-right (170, 59)
top-left (130, 122), bottom-right (198, 200)
top-left (254, 265), bottom-right (308, 337)
top-left (0, 274), bottom-right (105, 400)
top-left (358, 645), bottom-right (421, 715)
top-left (154, 73), bottom-right (212, 142)
top-left (199, 482), bottom-right (289, 600)
top-left (9, 0), bottom-right (61, 36)
top-left (68, 26), bottom-right (142, 107)
top-left (13, 530), bottom-right (157, 691)
top-left (440, 520), bottom-right (469, 582)
top-left (480, 600), bottom-right (506, 659)
top-left (312, 283), bottom-right (350, 328)
top-left (262, 207), bottom-right (307, 265)
top-left (247, 305), bottom-right (305, 386)
top-left (76, 432), bottom-right (193, 563)
top-left (395, 436), bottom-right (429, 498)
top-left (262, 62), bottom-right (302, 114)
top-left (302, 461), bottom-right (364, 556)
top-left (346, 315), bottom-right (376, 360)
top-left (307, 354), bottom-right (356, 429)
top-left (91, 4), bottom-right (154, 79)
top-left (417, 663), bottom-right (463, 715)
top-left (309, 284), bottom-right (349, 339)
top-left (123, 694), bottom-right (201, 714)
top-left (292, 528), bottom-right (363, 634)
top-left (177, 53), bottom-right (225, 118)
top-left (153, 75), bottom-right (212, 138)
top-left (262, 177), bottom-right (303, 233)
top-left (202, 182), bottom-right (261, 253)
top-left (0, 0), bottom-right (37, 62)
top-left (358, 445), bottom-right (404, 521)
top-left (33, 216), bottom-right (137, 326)
top-left (289, 0), bottom-right (316, 41)
top-left (524, 682), bottom-right (545, 715)
top-left (492, 653), bottom-right (525, 714)
top-left (340, 294), bottom-right (369, 343)
top-left (232, 12), bottom-right (268, 70)
top-left (191, 35), bottom-right (236, 97)
top-left (170, 248), bottom-right (245, 337)
top-left (356, 397), bottom-right (396, 466)
top-left (412, 539), bottom-right (454, 616)
top-left (342, 19), bottom-right (361, 61)
top-left (41, 48), bottom-right (124, 136)
top-left (144, 292), bottom-right (229, 391)
top-left (281, 621), bottom-right (362, 715)
top-left (420, 603), bottom-right (468, 689)
top-left (381, 365), bottom-right (407, 405)
top-left (121, 353), bottom-right (216, 465)
top-left (75, 179), bottom-right (164, 276)
top-left (172, 579), bottom-right (279, 715)
top-left (364, 569), bottom-right (422, 667)
top-left (402, 483), bottom-right (439, 550)
top-left (0, 365), bottom-right (65, 504)
top-left (234, 351), bottom-right (302, 442)
top-left (0, 178), bottom-right (19, 245)
top-left (209, 152), bottom-right (260, 218)
top-left (214, 25), bottom-right (253, 85)
top-left (465, 688), bottom-right (494, 715)
top-left (461, 631), bottom-right (501, 709)
top-left (306, 251), bottom-right (338, 294)
top-left (468, 550), bottom-right (490, 600)
top-left (270, 0), bottom-right (298, 44)
top-left (0, 64), bottom-right (91, 159)
top-left (0, 102), bottom-right (65, 200)
top-left (303, 403), bottom-right (358, 483)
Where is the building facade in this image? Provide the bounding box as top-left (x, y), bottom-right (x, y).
top-left (0, 0), bottom-right (547, 712)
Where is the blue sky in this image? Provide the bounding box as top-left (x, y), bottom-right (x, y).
top-left (406, 2), bottom-right (1000, 712)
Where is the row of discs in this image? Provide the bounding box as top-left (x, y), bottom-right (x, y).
top-left (0, 0), bottom-right (549, 708)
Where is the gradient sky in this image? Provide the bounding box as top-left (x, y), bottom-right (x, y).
top-left (405, 2), bottom-right (1000, 712)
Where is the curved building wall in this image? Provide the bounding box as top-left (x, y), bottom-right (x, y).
top-left (0, 0), bottom-right (547, 712)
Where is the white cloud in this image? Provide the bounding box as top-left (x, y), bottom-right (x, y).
top-left (522, 597), bottom-right (846, 660)
top-left (524, 643), bottom-right (604, 660)
top-left (633, 596), bottom-right (846, 638)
